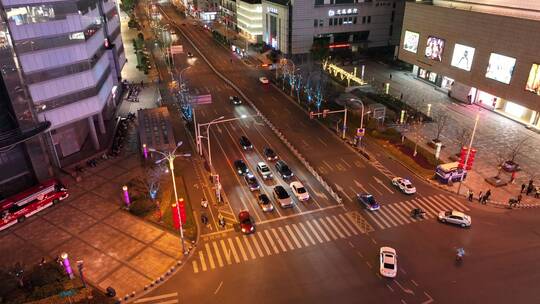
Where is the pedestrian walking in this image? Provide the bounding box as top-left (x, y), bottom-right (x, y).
top-left (510, 171), bottom-right (517, 184)
top-left (483, 189), bottom-right (491, 204)
top-left (140, 80), bottom-right (144, 88)
top-left (400, 93), bottom-right (404, 100)
top-left (478, 191), bottom-right (483, 203)
top-left (389, 73), bottom-right (393, 80)
top-left (521, 183), bottom-right (526, 193)
top-left (526, 183), bottom-right (534, 196)
top-left (517, 194), bottom-right (523, 203)
top-left (467, 190), bottom-right (474, 202)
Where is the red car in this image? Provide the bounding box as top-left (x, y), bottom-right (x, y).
top-left (238, 211), bottom-right (254, 234)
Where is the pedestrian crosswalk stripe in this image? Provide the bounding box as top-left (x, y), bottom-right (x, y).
top-left (285, 225), bottom-right (303, 249)
top-left (212, 242), bottom-right (224, 267)
top-left (299, 222), bottom-right (317, 245)
top-left (426, 196), bottom-right (452, 211)
top-left (400, 201), bottom-right (420, 220)
top-left (386, 204), bottom-right (411, 224)
top-left (235, 236), bottom-right (249, 261)
top-left (159, 300), bottom-right (179, 304)
top-left (339, 213), bottom-right (360, 234)
top-left (380, 206), bottom-right (402, 227)
top-left (414, 198), bottom-right (438, 216)
top-left (199, 251), bottom-right (207, 271)
top-left (306, 220), bottom-right (325, 243)
top-left (332, 215), bottom-right (352, 237)
top-left (439, 195), bottom-right (469, 211)
top-left (292, 223), bottom-right (310, 247)
top-left (243, 236), bottom-right (257, 259)
top-left (377, 208), bottom-right (399, 228)
top-left (205, 243), bottom-right (216, 269)
top-left (266, 229), bottom-right (282, 253)
top-left (227, 238), bottom-right (241, 263)
top-left (279, 226), bottom-right (296, 250)
top-left (318, 218), bottom-right (339, 239)
top-left (192, 260), bottom-right (199, 274)
top-left (134, 292), bottom-right (179, 303)
top-left (220, 239), bottom-right (233, 265)
top-left (445, 195), bottom-right (468, 209)
top-left (257, 232), bottom-right (272, 256)
top-left (271, 228), bottom-right (288, 252)
top-left (364, 210), bottom-right (387, 229)
top-left (311, 219), bottom-right (331, 242)
top-left (250, 234), bottom-right (265, 258)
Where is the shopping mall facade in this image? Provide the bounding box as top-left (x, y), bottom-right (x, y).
top-left (398, 1), bottom-right (540, 128)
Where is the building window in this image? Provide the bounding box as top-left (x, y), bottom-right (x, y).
top-left (391, 11), bottom-right (395, 22)
top-left (353, 16), bottom-right (357, 24)
top-left (319, 19), bottom-right (324, 27)
top-left (338, 18), bottom-right (343, 25)
top-left (367, 16), bottom-right (371, 23)
top-left (389, 24), bottom-right (393, 36)
top-left (393, 1), bottom-right (396, 8)
top-left (315, 0), bottom-right (324, 5)
top-left (329, 18), bottom-right (333, 26)
top-left (362, 16), bottom-right (366, 24)
top-left (314, 19), bottom-right (318, 27)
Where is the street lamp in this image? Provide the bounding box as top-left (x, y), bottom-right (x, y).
top-left (149, 141), bottom-right (191, 254)
top-left (197, 116), bottom-right (225, 167)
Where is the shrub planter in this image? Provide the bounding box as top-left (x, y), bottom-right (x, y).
top-left (485, 176), bottom-right (508, 187)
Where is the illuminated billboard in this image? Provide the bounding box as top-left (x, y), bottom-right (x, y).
top-left (485, 53), bottom-right (516, 84)
top-left (526, 64), bottom-right (540, 95)
top-left (403, 31), bottom-right (419, 53)
top-left (451, 44), bottom-right (475, 71)
top-left (425, 36), bottom-right (445, 61)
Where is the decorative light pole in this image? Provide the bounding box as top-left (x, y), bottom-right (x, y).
top-left (149, 142), bottom-right (191, 254)
top-left (122, 185), bottom-right (130, 208)
top-left (60, 252), bottom-right (74, 279)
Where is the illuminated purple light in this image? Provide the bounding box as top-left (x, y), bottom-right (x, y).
top-left (122, 185), bottom-right (130, 207)
top-left (60, 252), bottom-right (74, 279)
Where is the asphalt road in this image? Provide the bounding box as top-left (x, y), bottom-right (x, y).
top-left (132, 6), bottom-right (540, 304)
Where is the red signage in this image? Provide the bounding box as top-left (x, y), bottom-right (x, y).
top-left (178, 198), bottom-right (186, 224)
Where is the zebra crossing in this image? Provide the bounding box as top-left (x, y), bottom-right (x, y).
top-left (192, 212), bottom-right (373, 273)
top-left (134, 292), bottom-right (178, 304)
top-left (370, 159), bottom-right (395, 180)
top-left (363, 194), bottom-right (470, 230)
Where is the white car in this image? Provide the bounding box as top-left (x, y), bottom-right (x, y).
top-left (256, 162), bottom-right (273, 180)
top-left (290, 181), bottom-right (309, 201)
top-left (392, 177), bottom-right (416, 194)
top-left (259, 76), bottom-right (269, 84)
top-left (379, 247), bottom-right (397, 278)
top-left (438, 210), bottom-right (471, 228)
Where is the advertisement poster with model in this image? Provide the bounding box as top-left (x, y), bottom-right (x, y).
top-left (526, 64), bottom-right (540, 95)
top-left (485, 53), bottom-right (516, 84)
top-left (451, 43), bottom-right (475, 71)
top-left (403, 31), bottom-right (419, 53)
top-left (425, 36), bottom-right (445, 61)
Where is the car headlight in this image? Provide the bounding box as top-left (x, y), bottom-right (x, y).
top-left (241, 228), bottom-right (246, 232)
top-left (238, 170), bottom-right (242, 173)
top-left (250, 226), bottom-right (254, 231)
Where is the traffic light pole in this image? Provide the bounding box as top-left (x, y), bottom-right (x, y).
top-left (457, 112), bottom-right (480, 195)
top-left (310, 108), bottom-right (348, 139)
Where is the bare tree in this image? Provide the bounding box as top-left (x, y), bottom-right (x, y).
top-left (505, 136), bottom-right (529, 164)
top-left (144, 165), bottom-right (165, 201)
top-left (456, 127), bottom-right (472, 154)
top-left (432, 111), bottom-right (449, 142)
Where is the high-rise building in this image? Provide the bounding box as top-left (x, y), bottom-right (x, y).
top-left (398, 0), bottom-right (540, 127)
top-left (0, 0), bottom-right (125, 193)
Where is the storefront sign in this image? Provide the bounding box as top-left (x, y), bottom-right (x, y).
top-left (267, 7), bottom-right (278, 14)
top-left (328, 8), bottom-right (358, 17)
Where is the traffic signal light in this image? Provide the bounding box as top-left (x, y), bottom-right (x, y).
top-left (323, 109), bottom-right (329, 118)
top-left (309, 111), bottom-right (314, 119)
top-left (465, 148), bottom-right (477, 170)
top-left (458, 146), bottom-right (468, 169)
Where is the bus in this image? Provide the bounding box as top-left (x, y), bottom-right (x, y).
top-left (0, 179), bottom-right (69, 231)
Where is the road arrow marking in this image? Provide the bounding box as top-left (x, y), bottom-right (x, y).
top-left (335, 184), bottom-right (352, 201)
top-left (312, 189), bottom-right (329, 200)
top-left (354, 180), bottom-right (368, 193)
top-left (216, 125), bottom-right (223, 134)
top-left (422, 292), bottom-right (434, 304)
top-left (394, 280), bottom-right (414, 295)
top-left (373, 176), bottom-right (394, 194)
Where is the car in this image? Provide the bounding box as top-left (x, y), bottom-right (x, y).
top-left (244, 173), bottom-right (260, 191)
top-left (438, 210), bottom-right (471, 228)
top-left (258, 194), bottom-right (274, 212)
top-left (239, 136), bottom-right (253, 150)
top-left (379, 247), bottom-right (397, 278)
top-left (229, 95), bottom-right (242, 105)
top-left (273, 185), bottom-right (293, 208)
top-left (263, 147), bottom-right (278, 161)
top-left (275, 160), bottom-right (293, 179)
top-left (187, 52), bottom-right (194, 58)
top-left (357, 193), bottom-right (380, 211)
top-left (391, 177), bottom-right (416, 194)
top-left (290, 181), bottom-right (309, 201)
top-left (234, 159), bottom-right (249, 175)
top-left (256, 162), bottom-right (273, 180)
top-left (238, 210), bottom-right (255, 234)
top-left (259, 76), bottom-right (269, 84)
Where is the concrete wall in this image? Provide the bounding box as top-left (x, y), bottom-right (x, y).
top-left (398, 2), bottom-right (540, 112)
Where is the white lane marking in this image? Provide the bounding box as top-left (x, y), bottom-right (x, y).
top-left (354, 180), bottom-right (369, 193)
top-left (318, 137), bottom-right (328, 147)
top-left (341, 158), bottom-right (352, 168)
top-left (368, 183), bottom-right (384, 195)
top-left (134, 293), bottom-right (178, 303)
top-left (205, 243), bottom-right (216, 269)
top-left (392, 203), bottom-right (416, 222)
top-left (410, 199), bottom-right (437, 216)
top-left (331, 215), bottom-right (352, 237)
top-left (271, 228), bottom-right (287, 252)
top-left (242, 236), bottom-right (257, 259)
top-left (227, 238), bottom-right (241, 263)
top-left (250, 234), bottom-right (265, 258)
top-left (256, 232), bottom-right (272, 256)
top-left (426, 195), bottom-right (454, 211)
top-left (279, 226), bottom-right (296, 250)
top-left (376, 209), bottom-right (400, 227)
top-left (192, 261), bottom-right (199, 274)
top-left (386, 204), bottom-right (411, 224)
top-left (256, 205), bottom-right (341, 226)
top-left (306, 220), bottom-right (324, 243)
top-left (438, 194), bottom-right (470, 211)
top-left (220, 240), bottom-right (232, 265)
top-left (214, 281), bottom-right (223, 295)
top-left (212, 242), bottom-right (224, 267)
top-left (364, 211), bottom-right (387, 229)
top-left (322, 160), bottom-right (333, 171)
top-left (292, 223), bottom-right (310, 247)
top-left (311, 219), bottom-right (331, 241)
top-left (235, 236), bottom-right (249, 261)
top-left (445, 195), bottom-right (470, 210)
top-left (381, 205), bottom-right (405, 226)
top-left (338, 213), bottom-right (360, 234)
top-left (373, 176), bottom-right (394, 194)
top-left (322, 217), bottom-right (344, 239)
top-left (198, 251), bottom-right (207, 271)
top-left (419, 197), bottom-right (446, 214)
top-left (298, 222), bottom-right (317, 245)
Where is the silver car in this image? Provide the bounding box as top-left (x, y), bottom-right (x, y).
top-left (438, 210), bottom-right (471, 228)
top-left (273, 186), bottom-right (293, 208)
top-left (256, 162), bottom-right (273, 180)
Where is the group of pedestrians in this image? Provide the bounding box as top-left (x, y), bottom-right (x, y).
top-left (467, 189), bottom-right (491, 204)
top-left (521, 180), bottom-right (539, 198)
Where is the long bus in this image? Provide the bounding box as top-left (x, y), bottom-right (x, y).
top-left (0, 179), bottom-right (69, 231)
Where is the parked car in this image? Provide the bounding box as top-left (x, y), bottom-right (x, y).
top-left (256, 162), bottom-right (273, 180)
top-left (290, 181), bottom-right (309, 201)
top-left (238, 211), bottom-right (255, 234)
top-left (273, 185), bottom-right (293, 208)
top-left (357, 193), bottom-right (380, 211)
top-left (263, 147), bottom-right (278, 161)
top-left (391, 177), bottom-right (416, 194)
top-left (187, 52), bottom-right (194, 58)
top-left (258, 194), bottom-right (274, 212)
top-left (244, 173), bottom-right (260, 191)
top-left (234, 159), bottom-right (249, 175)
top-left (379, 247), bottom-right (397, 278)
top-left (239, 136), bottom-right (253, 150)
top-left (229, 96), bottom-right (242, 105)
top-left (438, 210), bottom-right (471, 228)
top-left (275, 160), bottom-right (293, 179)
top-left (259, 76), bottom-right (269, 84)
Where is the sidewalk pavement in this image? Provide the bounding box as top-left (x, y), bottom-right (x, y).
top-left (328, 61), bottom-right (540, 208)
